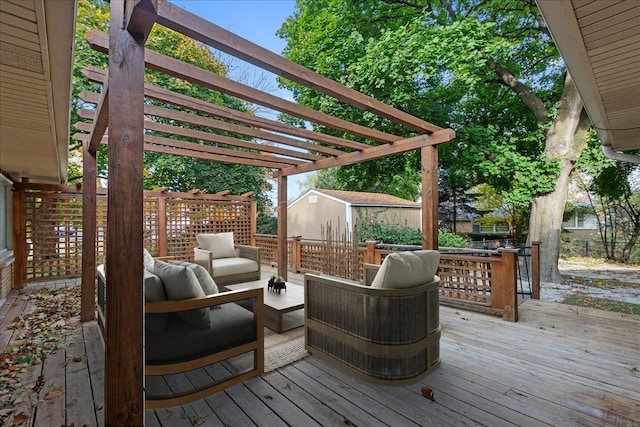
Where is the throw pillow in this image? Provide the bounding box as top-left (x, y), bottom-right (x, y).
top-left (152, 260), bottom-right (212, 329)
top-left (196, 232), bottom-right (236, 259)
top-left (168, 260), bottom-right (219, 295)
top-left (371, 250), bottom-right (440, 289)
top-left (143, 248), bottom-right (155, 271)
top-left (144, 270), bottom-right (169, 334)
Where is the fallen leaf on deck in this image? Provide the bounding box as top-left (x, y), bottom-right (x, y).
top-left (192, 416), bottom-right (205, 425)
top-left (44, 387), bottom-right (64, 400)
top-left (12, 412), bottom-right (28, 425)
top-left (421, 386), bottom-right (435, 401)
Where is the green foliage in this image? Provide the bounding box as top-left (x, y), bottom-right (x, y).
top-left (257, 213), bottom-right (277, 235)
top-left (73, 0), bottom-right (272, 212)
top-left (358, 219), bottom-right (469, 248)
top-left (358, 221), bottom-right (422, 245)
top-left (278, 0), bottom-right (566, 220)
top-left (439, 232), bottom-right (470, 248)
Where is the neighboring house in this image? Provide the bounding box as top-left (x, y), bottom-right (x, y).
top-left (562, 208), bottom-right (599, 238)
top-left (287, 189), bottom-right (421, 240)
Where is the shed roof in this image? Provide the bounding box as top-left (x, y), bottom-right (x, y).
top-left (313, 189), bottom-right (420, 207)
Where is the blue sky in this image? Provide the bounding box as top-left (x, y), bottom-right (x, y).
top-left (171, 1), bottom-right (307, 202)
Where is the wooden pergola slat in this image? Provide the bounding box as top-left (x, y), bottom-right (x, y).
top-left (77, 110), bottom-right (318, 163)
top-left (86, 29), bottom-right (400, 144)
top-left (74, 132), bottom-right (299, 169)
top-left (153, 0), bottom-right (443, 134)
top-left (275, 129), bottom-right (456, 177)
top-left (80, 90), bottom-right (348, 157)
top-left (81, 66), bottom-right (364, 154)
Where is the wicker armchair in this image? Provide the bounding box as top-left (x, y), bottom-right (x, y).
top-left (304, 251), bottom-right (441, 385)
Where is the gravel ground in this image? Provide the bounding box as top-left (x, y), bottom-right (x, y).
top-left (540, 258), bottom-right (640, 304)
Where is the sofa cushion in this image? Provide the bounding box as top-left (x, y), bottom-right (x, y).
top-left (168, 260), bottom-right (219, 295)
top-left (152, 260), bottom-right (211, 329)
top-left (196, 232), bottom-right (236, 259)
top-left (143, 248), bottom-right (155, 271)
top-left (371, 250), bottom-right (440, 289)
top-left (145, 302), bottom-right (256, 365)
top-left (211, 257), bottom-right (259, 278)
top-left (144, 270), bottom-right (169, 333)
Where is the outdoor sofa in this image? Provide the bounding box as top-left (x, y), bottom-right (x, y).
top-left (97, 250), bottom-right (264, 408)
top-left (304, 250), bottom-right (441, 385)
top-left (193, 232), bottom-right (261, 287)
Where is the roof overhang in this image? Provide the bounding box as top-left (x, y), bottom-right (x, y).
top-left (537, 0), bottom-right (640, 159)
top-left (0, 0), bottom-right (77, 183)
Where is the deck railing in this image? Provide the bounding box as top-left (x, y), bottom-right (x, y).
top-left (12, 181), bottom-right (256, 287)
top-left (256, 234), bottom-right (540, 321)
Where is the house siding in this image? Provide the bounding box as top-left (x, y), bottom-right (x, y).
top-left (352, 206), bottom-right (422, 230)
top-left (288, 193), bottom-right (348, 240)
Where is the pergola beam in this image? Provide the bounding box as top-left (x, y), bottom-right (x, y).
top-left (104, 0), bottom-right (149, 422)
top-left (74, 130), bottom-right (298, 169)
top-left (153, 0), bottom-right (443, 134)
top-left (86, 30), bottom-right (401, 143)
top-left (81, 66), bottom-right (363, 154)
top-left (77, 109), bottom-right (318, 163)
top-left (275, 129), bottom-right (456, 177)
top-left (79, 90), bottom-right (344, 157)
top-left (87, 83), bottom-right (108, 154)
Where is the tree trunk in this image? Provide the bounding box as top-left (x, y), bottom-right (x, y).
top-left (527, 73), bottom-right (590, 283)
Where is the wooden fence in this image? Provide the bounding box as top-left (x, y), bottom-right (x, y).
top-left (12, 181), bottom-right (256, 287)
top-left (256, 235), bottom-right (539, 321)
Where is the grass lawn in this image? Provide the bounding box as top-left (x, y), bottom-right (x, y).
top-left (563, 294), bottom-right (640, 316)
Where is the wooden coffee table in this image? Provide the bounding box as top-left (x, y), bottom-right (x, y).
top-left (225, 280), bottom-right (304, 333)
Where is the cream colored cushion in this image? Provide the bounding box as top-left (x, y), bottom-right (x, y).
top-left (211, 257), bottom-right (259, 278)
top-left (143, 248), bottom-right (155, 271)
top-left (371, 250), bottom-right (440, 289)
top-left (196, 232), bottom-right (236, 259)
top-left (152, 260), bottom-right (211, 329)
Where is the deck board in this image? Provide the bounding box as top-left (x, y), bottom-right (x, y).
top-left (2, 281), bottom-right (639, 427)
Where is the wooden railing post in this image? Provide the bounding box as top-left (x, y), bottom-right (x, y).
top-left (12, 179), bottom-right (27, 289)
top-left (250, 201), bottom-right (257, 247)
top-left (365, 240), bottom-right (377, 264)
top-left (498, 249), bottom-right (518, 322)
top-left (291, 235), bottom-right (301, 273)
top-left (531, 241), bottom-right (540, 299)
top-left (157, 192), bottom-right (167, 257)
top-left (81, 140), bottom-right (97, 322)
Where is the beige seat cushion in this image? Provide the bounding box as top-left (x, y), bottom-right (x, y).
top-left (196, 232), bottom-right (236, 259)
top-left (371, 250), bottom-right (440, 289)
top-left (211, 257), bottom-right (259, 278)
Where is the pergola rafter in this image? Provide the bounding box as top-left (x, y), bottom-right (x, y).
top-left (77, 0), bottom-right (455, 423)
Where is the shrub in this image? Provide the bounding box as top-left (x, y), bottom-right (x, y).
top-left (439, 231), bottom-right (470, 248)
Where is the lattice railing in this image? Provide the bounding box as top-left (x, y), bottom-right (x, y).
top-left (438, 254), bottom-right (493, 306)
top-left (14, 183), bottom-right (255, 284)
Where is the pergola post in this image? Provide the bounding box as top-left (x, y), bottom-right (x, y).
top-left (105, 0), bottom-right (155, 423)
top-left (81, 141), bottom-right (97, 322)
top-left (421, 145), bottom-right (439, 250)
top-left (277, 175), bottom-right (287, 280)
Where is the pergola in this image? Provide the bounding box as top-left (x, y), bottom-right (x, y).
top-left (74, 0), bottom-right (454, 423)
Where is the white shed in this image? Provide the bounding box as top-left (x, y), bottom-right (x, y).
top-left (287, 189), bottom-right (421, 240)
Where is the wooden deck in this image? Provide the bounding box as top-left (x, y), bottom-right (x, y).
top-left (1, 275), bottom-right (639, 426)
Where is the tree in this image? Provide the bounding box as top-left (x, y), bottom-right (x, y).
top-left (576, 139), bottom-right (640, 263)
top-left (73, 0), bottom-right (272, 211)
top-left (472, 183), bottom-right (529, 242)
top-left (278, 0), bottom-right (592, 282)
